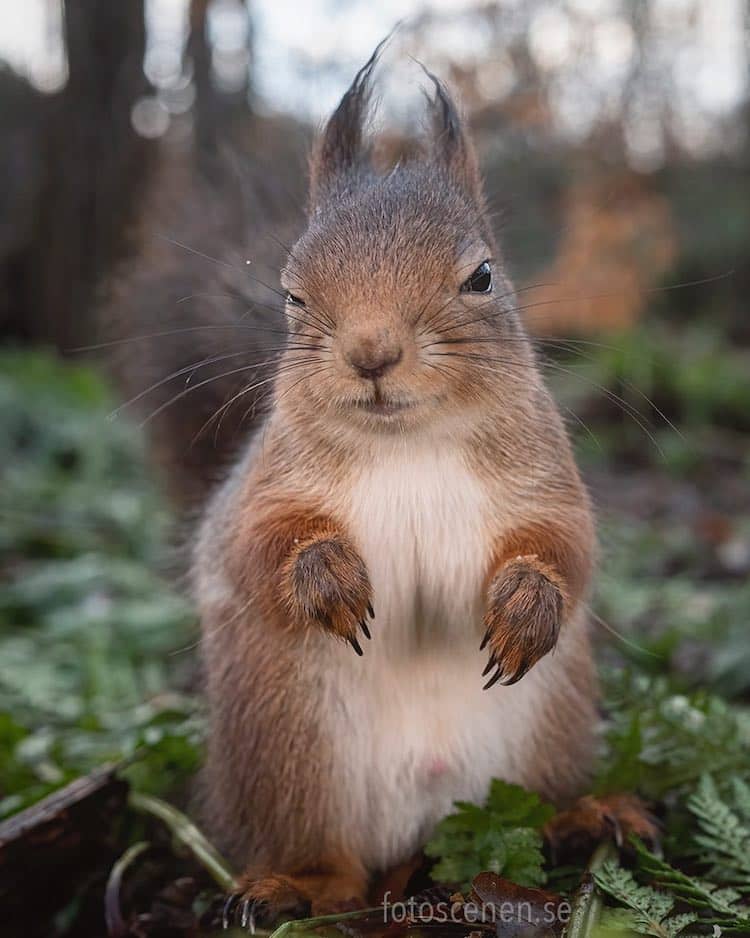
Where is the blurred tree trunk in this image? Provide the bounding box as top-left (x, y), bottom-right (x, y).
top-left (187, 0), bottom-right (253, 173)
top-left (189, 0), bottom-right (217, 158)
top-left (2, 0), bottom-right (154, 350)
top-left (38, 0), bottom-right (153, 350)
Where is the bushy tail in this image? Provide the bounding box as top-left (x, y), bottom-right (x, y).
top-left (99, 132), bottom-right (306, 507)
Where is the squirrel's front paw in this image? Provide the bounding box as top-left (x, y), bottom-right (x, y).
top-left (285, 536), bottom-right (374, 654)
top-left (480, 556), bottom-right (565, 689)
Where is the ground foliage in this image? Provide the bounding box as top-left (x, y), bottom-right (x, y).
top-left (424, 778), bottom-right (555, 890)
top-left (1, 337), bottom-right (749, 936)
top-left (0, 351), bottom-right (202, 821)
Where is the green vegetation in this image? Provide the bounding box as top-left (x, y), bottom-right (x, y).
top-left (549, 321), bottom-right (750, 474)
top-left (593, 776), bottom-right (750, 935)
top-left (0, 351), bottom-right (201, 820)
top-left (424, 779), bottom-right (555, 890)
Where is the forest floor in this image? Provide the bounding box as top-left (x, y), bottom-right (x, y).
top-left (1, 326), bottom-right (749, 937)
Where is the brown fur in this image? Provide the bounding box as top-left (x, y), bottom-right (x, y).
top-left (105, 46), bottom-right (599, 924)
top-left (235, 855), bottom-right (367, 918)
top-left (545, 794), bottom-right (660, 851)
top-left (223, 492), bottom-right (372, 648)
top-left (480, 518), bottom-right (595, 687)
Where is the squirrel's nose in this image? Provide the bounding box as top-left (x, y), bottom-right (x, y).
top-left (347, 344), bottom-right (402, 380)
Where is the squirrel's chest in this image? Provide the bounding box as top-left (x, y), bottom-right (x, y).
top-left (340, 450), bottom-right (491, 642)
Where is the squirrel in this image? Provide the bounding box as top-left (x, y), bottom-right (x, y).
top-left (105, 44), bottom-right (598, 926)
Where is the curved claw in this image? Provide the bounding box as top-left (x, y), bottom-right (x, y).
top-left (501, 659), bottom-right (531, 686)
top-left (241, 898), bottom-right (264, 933)
top-left (483, 666), bottom-right (505, 690)
top-left (479, 628), bottom-right (491, 651)
top-left (481, 655), bottom-right (496, 678)
top-left (602, 811), bottom-right (625, 848)
top-left (367, 602), bottom-right (375, 619)
top-left (348, 634), bottom-right (364, 656)
top-left (222, 894), bottom-right (239, 930)
top-left (360, 618), bottom-right (371, 640)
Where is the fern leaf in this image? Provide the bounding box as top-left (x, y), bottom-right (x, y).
top-left (731, 776), bottom-right (750, 823)
top-left (687, 774), bottom-right (750, 888)
top-left (661, 914), bottom-right (701, 938)
top-left (634, 838), bottom-right (750, 930)
top-left (594, 859), bottom-right (697, 937)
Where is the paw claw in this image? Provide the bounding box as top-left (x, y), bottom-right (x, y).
top-left (481, 655), bottom-right (496, 677)
top-left (222, 894), bottom-right (239, 930)
top-left (483, 666), bottom-right (504, 690)
top-left (480, 557), bottom-right (563, 689)
top-left (501, 659), bottom-right (531, 686)
top-left (242, 898), bottom-right (264, 933)
top-left (367, 602), bottom-right (375, 619)
top-left (348, 635), bottom-right (364, 656)
top-left (360, 618), bottom-right (371, 640)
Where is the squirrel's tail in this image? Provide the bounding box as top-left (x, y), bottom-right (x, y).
top-left (99, 137), bottom-right (305, 506)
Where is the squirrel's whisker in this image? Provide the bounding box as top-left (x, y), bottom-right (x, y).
top-left (156, 234), bottom-right (237, 271)
top-left (72, 319), bottom-right (299, 354)
top-left (110, 340), bottom-right (324, 420)
top-left (110, 348), bottom-right (273, 419)
top-left (138, 352), bottom-right (320, 429)
top-left (192, 357), bottom-right (329, 445)
top-left (542, 360), bottom-right (666, 456)
top-left (255, 364), bottom-right (335, 459)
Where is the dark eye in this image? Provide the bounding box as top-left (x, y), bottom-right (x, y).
top-left (286, 292), bottom-right (306, 308)
top-left (460, 261), bottom-right (492, 294)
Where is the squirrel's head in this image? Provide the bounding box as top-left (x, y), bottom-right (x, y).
top-left (277, 42), bottom-right (530, 436)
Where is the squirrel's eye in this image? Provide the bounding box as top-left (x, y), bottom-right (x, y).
top-left (460, 261), bottom-right (492, 294)
top-left (286, 292), bottom-right (306, 308)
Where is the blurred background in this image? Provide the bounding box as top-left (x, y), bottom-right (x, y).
top-left (2, 0), bottom-right (749, 347)
top-left (0, 1), bottom-right (749, 932)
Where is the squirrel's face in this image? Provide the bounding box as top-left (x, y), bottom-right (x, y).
top-left (275, 46), bottom-right (529, 436)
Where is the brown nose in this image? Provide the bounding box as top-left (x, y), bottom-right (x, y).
top-left (347, 344), bottom-right (402, 380)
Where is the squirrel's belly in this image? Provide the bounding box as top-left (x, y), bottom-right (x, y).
top-left (322, 642), bottom-right (556, 872)
top-left (321, 449), bottom-right (547, 871)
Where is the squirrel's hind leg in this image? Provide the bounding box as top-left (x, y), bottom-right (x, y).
top-left (226, 856), bottom-right (368, 928)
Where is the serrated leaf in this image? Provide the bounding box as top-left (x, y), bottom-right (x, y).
top-left (425, 779), bottom-right (553, 891)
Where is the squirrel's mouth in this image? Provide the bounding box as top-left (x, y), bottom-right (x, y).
top-left (356, 393), bottom-right (416, 417)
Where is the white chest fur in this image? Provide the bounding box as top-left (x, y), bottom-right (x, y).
top-left (316, 444), bottom-right (548, 871)
top-left (343, 446), bottom-right (490, 648)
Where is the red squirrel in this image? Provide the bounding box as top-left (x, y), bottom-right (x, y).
top-left (106, 44), bottom-right (597, 927)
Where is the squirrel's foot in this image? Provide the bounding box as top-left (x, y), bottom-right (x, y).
top-left (544, 793), bottom-right (660, 853)
top-left (285, 535), bottom-right (374, 654)
top-left (223, 868), bottom-right (367, 930)
top-left (480, 555), bottom-right (564, 688)
top-left (222, 874), bottom-right (309, 931)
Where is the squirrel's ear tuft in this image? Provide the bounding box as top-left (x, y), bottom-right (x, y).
top-left (424, 70), bottom-right (485, 206)
top-left (309, 38), bottom-right (387, 209)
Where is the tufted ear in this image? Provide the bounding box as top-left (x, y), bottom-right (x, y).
top-left (308, 38), bottom-right (389, 210)
top-left (424, 69), bottom-right (485, 208)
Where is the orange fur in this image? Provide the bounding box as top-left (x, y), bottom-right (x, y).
top-left (223, 494), bottom-right (372, 649)
top-left (545, 794), bottom-right (660, 851)
top-left (479, 520), bottom-right (594, 688)
top-left (236, 854), bottom-right (367, 920)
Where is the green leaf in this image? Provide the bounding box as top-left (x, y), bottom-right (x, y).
top-left (595, 672), bottom-right (750, 800)
top-left (686, 774), bottom-right (750, 889)
top-left (425, 779), bottom-right (553, 890)
top-left (593, 860), bottom-right (697, 937)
